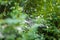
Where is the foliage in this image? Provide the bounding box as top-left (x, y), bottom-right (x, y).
top-left (0, 0), bottom-right (60, 40)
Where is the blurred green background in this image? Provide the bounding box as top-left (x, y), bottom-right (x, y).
top-left (0, 0), bottom-right (60, 40)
